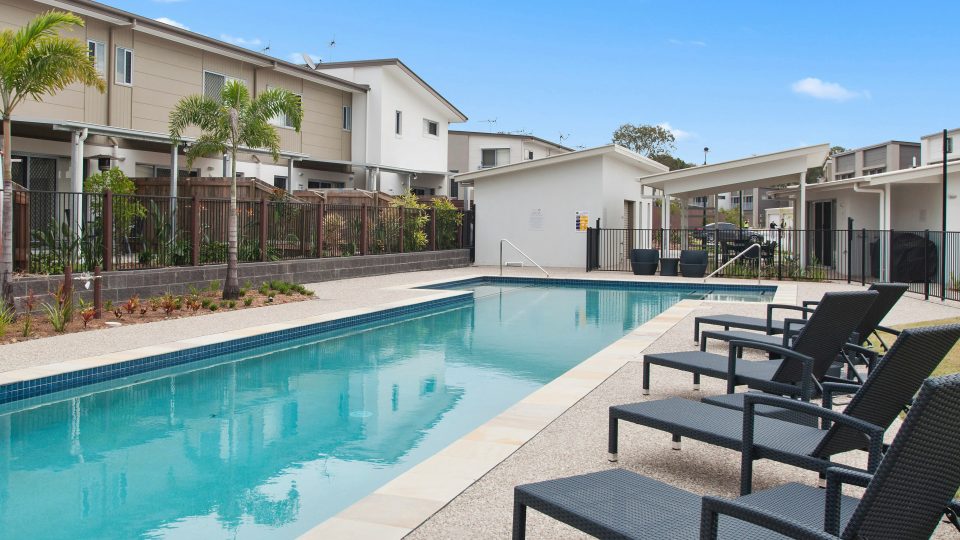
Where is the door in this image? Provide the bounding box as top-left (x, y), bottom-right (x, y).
top-left (13, 155), bottom-right (59, 233)
top-left (811, 200), bottom-right (834, 266)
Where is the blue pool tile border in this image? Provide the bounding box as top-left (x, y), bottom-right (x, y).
top-left (418, 276), bottom-right (778, 294)
top-left (0, 293), bottom-right (471, 405)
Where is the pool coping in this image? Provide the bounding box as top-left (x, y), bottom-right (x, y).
top-left (0, 274), bottom-right (789, 537)
top-left (299, 277), bottom-right (792, 539)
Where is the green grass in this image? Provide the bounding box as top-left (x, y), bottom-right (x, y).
top-left (875, 317), bottom-right (960, 377)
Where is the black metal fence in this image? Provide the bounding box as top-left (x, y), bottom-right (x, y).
top-left (13, 190), bottom-right (474, 275)
top-left (587, 227), bottom-right (960, 302)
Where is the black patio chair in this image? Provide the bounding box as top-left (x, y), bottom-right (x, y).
top-left (642, 290), bottom-right (878, 399)
top-left (678, 249), bottom-right (708, 278)
top-left (610, 324), bottom-right (960, 494)
top-left (513, 373), bottom-right (960, 539)
top-left (629, 249), bottom-right (659, 276)
top-left (692, 282), bottom-right (908, 344)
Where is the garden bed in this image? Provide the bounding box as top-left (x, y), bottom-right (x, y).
top-left (0, 280), bottom-right (315, 345)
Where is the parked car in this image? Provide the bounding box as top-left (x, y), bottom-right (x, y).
top-left (692, 222), bottom-right (739, 243)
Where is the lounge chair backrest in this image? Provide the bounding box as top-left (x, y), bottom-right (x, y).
top-left (854, 283), bottom-right (909, 345)
top-left (815, 324), bottom-right (960, 457)
top-left (840, 374), bottom-right (960, 539)
top-left (769, 290), bottom-right (878, 386)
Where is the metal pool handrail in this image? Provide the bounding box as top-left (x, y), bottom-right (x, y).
top-left (500, 239), bottom-right (550, 277)
top-left (705, 243), bottom-right (762, 285)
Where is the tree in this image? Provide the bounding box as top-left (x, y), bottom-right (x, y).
top-left (612, 123), bottom-right (676, 157)
top-left (805, 145), bottom-right (849, 183)
top-left (0, 10), bottom-right (104, 299)
top-left (169, 80), bottom-right (302, 299)
top-left (649, 153), bottom-right (696, 171)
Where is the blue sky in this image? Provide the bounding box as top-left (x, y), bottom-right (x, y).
top-left (113, 0), bottom-right (959, 163)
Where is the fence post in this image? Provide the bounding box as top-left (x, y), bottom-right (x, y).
top-left (399, 208), bottom-right (405, 253)
top-left (924, 229), bottom-right (930, 300)
top-left (429, 207), bottom-right (437, 251)
top-left (846, 220), bottom-right (853, 284)
top-left (315, 203), bottom-right (324, 258)
top-left (102, 189), bottom-right (113, 271)
top-left (93, 266), bottom-right (102, 319)
top-left (888, 228), bottom-right (894, 283)
top-left (360, 204), bottom-right (369, 255)
top-left (191, 195), bottom-right (200, 266)
top-left (777, 228), bottom-right (783, 280)
top-left (860, 229), bottom-right (866, 285)
top-left (256, 199), bottom-right (266, 262)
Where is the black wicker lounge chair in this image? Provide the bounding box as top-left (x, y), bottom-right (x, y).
top-left (514, 373), bottom-right (960, 539)
top-left (678, 250), bottom-right (708, 277)
top-left (642, 290), bottom-right (877, 398)
top-left (692, 282), bottom-right (908, 343)
top-left (629, 249), bottom-right (659, 275)
top-left (613, 325), bottom-right (960, 494)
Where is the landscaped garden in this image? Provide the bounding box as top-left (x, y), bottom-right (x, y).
top-left (0, 279), bottom-right (314, 345)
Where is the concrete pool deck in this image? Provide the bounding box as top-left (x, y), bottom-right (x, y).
top-left (2, 267), bottom-right (959, 538)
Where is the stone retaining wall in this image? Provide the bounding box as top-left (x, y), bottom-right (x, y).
top-left (9, 250), bottom-right (471, 310)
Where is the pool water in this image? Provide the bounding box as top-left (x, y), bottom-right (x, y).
top-left (0, 281), bottom-right (771, 539)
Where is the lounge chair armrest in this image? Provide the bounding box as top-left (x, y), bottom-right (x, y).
top-left (782, 318), bottom-right (806, 346)
top-left (946, 500), bottom-right (960, 533)
top-left (821, 382), bottom-right (861, 410)
top-left (802, 300), bottom-right (821, 309)
top-left (743, 394), bottom-right (886, 471)
top-left (728, 340), bottom-right (814, 398)
top-left (824, 467), bottom-right (873, 535)
top-left (843, 343), bottom-right (879, 370)
top-left (874, 325), bottom-right (900, 336)
top-left (700, 496), bottom-right (836, 540)
top-left (767, 303), bottom-right (816, 327)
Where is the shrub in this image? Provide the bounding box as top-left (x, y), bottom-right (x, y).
top-left (209, 303), bottom-right (219, 311)
top-left (22, 291), bottom-right (37, 337)
top-left (0, 305), bottom-right (14, 338)
top-left (201, 298), bottom-right (212, 309)
top-left (391, 191), bottom-right (429, 251)
top-left (432, 197), bottom-right (463, 250)
top-left (243, 297), bottom-right (253, 307)
top-left (80, 307), bottom-right (96, 328)
top-left (227, 300), bottom-right (236, 309)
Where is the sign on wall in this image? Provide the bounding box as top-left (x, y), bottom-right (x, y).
top-left (575, 211), bottom-right (589, 232)
top-left (529, 209), bottom-right (544, 231)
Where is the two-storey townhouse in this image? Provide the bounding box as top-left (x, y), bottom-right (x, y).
top-left (312, 59), bottom-right (468, 198)
top-left (446, 130), bottom-right (571, 201)
top-left (2, 0), bottom-right (369, 199)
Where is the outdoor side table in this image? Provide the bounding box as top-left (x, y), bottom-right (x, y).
top-left (660, 257), bottom-right (679, 276)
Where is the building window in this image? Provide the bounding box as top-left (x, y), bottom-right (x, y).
top-left (307, 180), bottom-right (345, 189)
top-left (87, 40), bottom-right (105, 75)
top-left (342, 106), bottom-right (352, 131)
top-left (115, 47), bottom-right (133, 85)
top-left (395, 110), bottom-right (402, 135)
top-left (693, 196), bottom-right (708, 206)
top-left (481, 148), bottom-right (510, 168)
top-left (423, 119), bottom-right (439, 137)
top-left (527, 150), bottom-right (534, 160)
top-left (203, 71), bottom-right (243, 102)
top-left (411, 187), bottom-right (436, 196)
top-left (745, 196), bottom-right (754, 203)
top-left (836, 173), bottom-right (855, 180)
top-left (863, 167), bottom-right (886, 176)
top-left (274, 176), bottom-right (287, 190)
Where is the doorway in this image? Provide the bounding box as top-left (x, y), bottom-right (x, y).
top-left (810, 200), bottom-right (834, 266)
top-left (623, 200), bottom-right (636, 258)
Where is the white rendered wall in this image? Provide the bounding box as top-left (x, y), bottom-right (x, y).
top-left (920, 128), bottom-right (960, 166)
top-left (474, 156), bottom-right (603, 268)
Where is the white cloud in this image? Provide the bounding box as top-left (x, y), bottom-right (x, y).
top-left (668, 38), bottom-right (706, 47)
top-left (791, 77), bottom-right (865, 101)
top-left (154, 17), bottom-right (188, 30)
top-left (220, 34), bottom-right (262, 48)
top-left (658, 122), bottom-right (693, 141)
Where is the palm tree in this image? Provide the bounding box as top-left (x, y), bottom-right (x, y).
top-left (169, 80), bottom-right (302, 299)
top-left (0, 10), bottom-right (105, 296)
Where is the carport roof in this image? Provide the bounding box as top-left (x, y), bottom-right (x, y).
top-left (638, 144), bottom-right (830, 197)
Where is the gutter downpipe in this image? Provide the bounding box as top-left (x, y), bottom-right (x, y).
top-left (853, 181), bottom-right (886, 281)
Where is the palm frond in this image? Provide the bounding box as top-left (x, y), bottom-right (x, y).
top-left (184, 134), bottom-right (228, 168)
top-left (169, 95), bottom-right (226, 143)
top-left (220, 80), bottom-right (250, 110)
top-left (239, 118), bottom-right (282, 162)
top-left (248, 87), bottom-right (303, 132)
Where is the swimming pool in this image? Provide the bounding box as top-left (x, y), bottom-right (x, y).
top-left (0, 279), bottom-right (773, 539)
